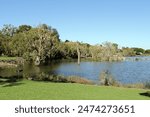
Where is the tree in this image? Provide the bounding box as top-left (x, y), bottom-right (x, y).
top-left (0, 33), bottom-right (4, 55)
top-left (24, 24), bottom-right (60, 65)
top-left (122, 47), bottom-right (136, 56)
top-left (1, 24), bottom-right (16, 37)
top-left (0, 33), bottom-right (12, 56)
top-left (60, 41), bottom-right (78, 58)
top-left (11, 33), bottom-right (27, 56)
top-left (89, 44), bottom-right (103, 60)
top-left (132, 47), bottom-right (145, 55)
top-left (102, 42), bottom-right (119, 61)
top-left (65, 40), bottom-right (70, 42)
top-left (89, 42), bottom-right (123, 61)
top-left (16, 25), bottom-right (32, 33)
top-left (79, 43), bottom-right (90, 58)
top-left (145, 49), bottom-right (150, 54)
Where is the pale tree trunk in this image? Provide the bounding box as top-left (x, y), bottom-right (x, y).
top-left (91, 53), bottom-right (94, 59)
top-left (77, 46), bottom-right (80, 65)
top-left (34, 56), bottom-right (40, 66)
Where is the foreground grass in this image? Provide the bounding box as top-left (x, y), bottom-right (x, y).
top-left (0, 57), bottom-right (16, 61)
top-left (0, 80), bottom-right (149, 100)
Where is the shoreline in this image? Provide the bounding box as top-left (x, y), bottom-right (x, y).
top-left (0, 59), bottom-right (17, 68)
top-left (0, 62), bottom-right (17, 67)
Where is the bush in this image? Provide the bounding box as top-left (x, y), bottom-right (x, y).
top-left (35, 73), bottom-right (67, 82)
top-left (99, 70), bottom-right (120, 86)
top-left (24, 72), bottom-right (94, 85)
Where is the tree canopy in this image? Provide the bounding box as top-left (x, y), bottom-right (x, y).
top-left (0, 23), bottom-right (149, 65)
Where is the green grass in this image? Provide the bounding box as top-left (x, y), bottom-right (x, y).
top-left (0, 56), bottom-right (16, 61)
top-left (0, 80), bottom-right (149, 100)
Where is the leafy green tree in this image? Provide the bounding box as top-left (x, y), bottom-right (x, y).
top-left (145, 49), bottom-right (150, 54)
top-left (0, 33), bottom-right (4, 55)
top-left (16, 25), bottom-right (32, 33)
top-left (11, 33), bottom-right (27, 56)
top-left (132, 47), bottom-right (145, 55)
top-left (79, 43), bottom-right (90, 58)
top-left (24, 24), bottom-right (60, 65)
top-left (89, 42), bottom-right (123, 61)
top-left (89, 44), bottom-right (103, 60)
top-left (0, 34), bottom-right (12, 56)
top-left (122, 47), bottom-right (136, 56)
top-left (60, 41), bottom-right (78, 58)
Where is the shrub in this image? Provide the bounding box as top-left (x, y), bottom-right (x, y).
top-left (24, 72), bottom-right (94, 85)
top-left (99, 70), bottom-right (120, 86)
top-left (50, 75), bottom-right (68, 83)
top-left (35, 73), bottom-right (67, 82)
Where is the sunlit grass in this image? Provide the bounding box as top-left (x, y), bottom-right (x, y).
top-left (0, 80), bottom-right (149, 100)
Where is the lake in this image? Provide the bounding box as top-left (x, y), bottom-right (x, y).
top-left (0, 56), bottom-right (150, 84)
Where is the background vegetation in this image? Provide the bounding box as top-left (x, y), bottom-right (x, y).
top-left (1, 24), bottom-right (149, 65)
top-left (0, 24), bottom-right (150, 99)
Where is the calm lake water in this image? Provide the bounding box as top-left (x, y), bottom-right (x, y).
top-left (1, 56), bottom-right (150, 84)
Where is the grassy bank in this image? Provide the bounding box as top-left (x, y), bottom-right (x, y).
top-left (0, 57), bottom-right (16, 61)
top-left (0, 80), bottom-right (149, 100)
top-left (0, 57), bottom-right (17, 67)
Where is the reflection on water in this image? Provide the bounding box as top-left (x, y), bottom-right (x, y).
top-left (0, 56), bottom-right (150, 84)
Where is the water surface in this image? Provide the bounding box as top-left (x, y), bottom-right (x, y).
top-left (1, 56), bottom-right (150, 84)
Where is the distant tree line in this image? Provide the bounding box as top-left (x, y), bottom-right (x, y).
top-left (0, 24), bottom-right (149, 65)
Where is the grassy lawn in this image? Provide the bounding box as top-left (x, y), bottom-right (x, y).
top-left (0, 80), bottom-right (149, 100)
top-left (0, 56), bottom-right (16, 61)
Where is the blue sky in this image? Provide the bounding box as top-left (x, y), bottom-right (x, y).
top-left (0, 0), bottom-right (150, 49)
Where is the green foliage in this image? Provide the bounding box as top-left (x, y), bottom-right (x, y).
top-left (60, 41), bottom-right (78, 58)
top-left (23, 72), bottom-right (93, 84)
top-left (132, 47), bottom-right (145, 55)
top-left (0, 33), bottom-right (4, 55)
top-left (0, 35), bottom-right (12, 56)
top-left (7, 24), bottom-right (60, 64)
top-left (0, 23), bottom-right (149, 64)
top-left (145, 49), bottom-right (150, 54)
top-left (122, 47), bottom-right (136, 56)
top-left (11, 33), bottom-right (27, 56)
top-left (35, 73), bottom-right (67, 82)
top-left (16, 25), bottom-right (32, 33)
top-left (89, 42), bottom-right (123, 61)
